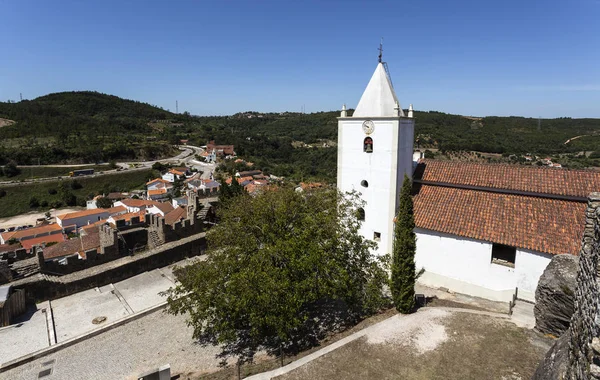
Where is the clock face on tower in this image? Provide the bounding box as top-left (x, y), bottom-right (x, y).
top-left (362, 120), bottom-right (375, 135)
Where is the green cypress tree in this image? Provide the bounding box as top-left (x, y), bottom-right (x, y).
top-left (391, 174), bottom-right (416, 313)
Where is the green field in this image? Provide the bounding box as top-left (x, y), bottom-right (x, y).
top-left (0, 165), bottom-right (111, 181)
top-left (0, 169), bottom-right (154, 218)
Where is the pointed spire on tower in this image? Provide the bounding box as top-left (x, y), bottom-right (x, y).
top-left (341, 104), bottom-right (347, 117)
top-left (394, 101), bottom-right (401, 117)
top-left (408, 104), bottom-right (414, 118)
top-left (354, 63), bottom-right (403, 118)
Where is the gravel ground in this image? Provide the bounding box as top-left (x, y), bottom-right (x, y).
top-left (0, 310), bottom-right (223, 380)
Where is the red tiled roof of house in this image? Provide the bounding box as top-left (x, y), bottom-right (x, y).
top-left (106, 206), bottom-right (127, 215)
top-left (169, 169), bottom-right (185, 176)
top-left (56, 208), bottom-right (108, 221)
top-left (0, 243), bottom-right (20, 254)
top-left (1, 223), bottom-right (63, 242)
top-left (119, 198), bottom-right (155, 208)
top-left (151, 201), bottom-right (174, 214)
top-left (21, 233), bottom-right (66, 252)
top-left (111, 210), bottom-right (146, 223)
top-left (416, 159), bottom-right (600, 198)
top-left (146, 178), bottom-right (171, 185)
top-left (80, 220), bottom-right (109, 234)
top-left (413, 184), bottom-right (587, 256)
top-left (148, 188), bottom-right (168, 196)
top-left (43, 232), bottom-right (101, 260)
top-left (164, 207), bottom-right (187, 226)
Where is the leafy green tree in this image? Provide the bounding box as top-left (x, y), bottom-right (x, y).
top-left (3, 160), bottom-right (20, 178)
top-left (391, 175), bottom-right (417, 313)
top-left (164, 187), bottom-right (388, 364)
top-left (59, 182), bottom-right (77, 206)
top-left (0, 189), bottom-right (6, 198)
top-left (96, 197), bottom-right (112, 208)
top-left (29, 196), bottom-right (40, 208)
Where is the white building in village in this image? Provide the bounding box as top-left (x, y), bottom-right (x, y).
top-left (338, 59), bottom-right (600, 303)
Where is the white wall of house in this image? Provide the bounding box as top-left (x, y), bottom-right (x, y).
top-left (161, 173), bottom-right (175, 183)
top-left (414, 228), bottom-right (552, 302)
top-left (58, 212), bottom-right (109, 229)
top-left (86, 200), bottom-right (97, 209)
top-left (112, 201), bottom-right (141, 214)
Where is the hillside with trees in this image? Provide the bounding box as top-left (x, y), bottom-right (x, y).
top-left (2, 91), bottom-right (600, 183)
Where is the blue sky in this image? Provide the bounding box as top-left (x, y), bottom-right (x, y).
top-left (2, 0), bottom-right (599, 117)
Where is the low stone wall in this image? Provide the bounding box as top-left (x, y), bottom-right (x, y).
top-left (14, 232), bottom-right (206, 302)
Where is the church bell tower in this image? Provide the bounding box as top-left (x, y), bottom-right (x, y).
top-left (337, 59), bottom-right (415, 256)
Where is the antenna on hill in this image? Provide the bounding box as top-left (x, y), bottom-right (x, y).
top-left (176, 100), bottom-right (179, 114)
top-left (378, 38), bottom-right (394, 88)
top-left (19, 93), bottom-right (23, 102)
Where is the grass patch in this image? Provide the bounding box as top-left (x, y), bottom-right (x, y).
top-left (0, 169), bottom-right (153, 218)
top-left (0, 165), bottom-right (110, 181)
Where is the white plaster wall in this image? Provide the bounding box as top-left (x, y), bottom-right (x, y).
top-left (60, 212), bottom-right (109, 229)
top-left (415, 228), bottom-right (550, 302)
top-left (515, 248), bottom-right (552, 302)
top-left (337, 118), bottom-right (404, 256)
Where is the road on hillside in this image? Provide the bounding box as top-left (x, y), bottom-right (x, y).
top-left (0, 145), bottom-right (214, 187)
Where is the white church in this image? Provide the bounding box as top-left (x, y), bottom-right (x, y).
top-left (337, 59), bottom-right (600, 303)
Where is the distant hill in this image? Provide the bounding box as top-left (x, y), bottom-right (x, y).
top-left (0, 91), bottom-right (180, 138)
top-left (1, 90), bottom-right (599, 179)
top-left (0, 92), bottom-right (183, 165)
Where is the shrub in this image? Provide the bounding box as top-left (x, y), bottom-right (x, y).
top-left (29, 196), bottom-right (40, 208)
top-left (48, 188), bottom-right (58, 195)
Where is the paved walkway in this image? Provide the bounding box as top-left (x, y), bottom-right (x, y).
top-left (0, 257), bottom-right (199, 366)
top-left (0, 309), bottom-right (222, 380)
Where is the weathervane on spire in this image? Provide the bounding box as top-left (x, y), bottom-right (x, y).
top-left (378, 38), bottom-right (383, 63)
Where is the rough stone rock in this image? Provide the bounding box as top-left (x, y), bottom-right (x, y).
top-left (533, 331), bottom-right (569, 380)
top-left (534, 254), bottom-right (579, 336)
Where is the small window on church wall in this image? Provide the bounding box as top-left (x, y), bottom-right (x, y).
top-left (361, 180), bottom-right (368, 188)
top-left (356, 208), bottom-right (365, 221)
top-left (373, 231), bottom-right (381, 242)
top-left (491, 244), bottom-right (516, 268)
top-left (364, 137), bottom-right (373, 153)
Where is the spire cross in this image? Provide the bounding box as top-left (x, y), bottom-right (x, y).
top-left (378, 38), bottom-right (383, 63)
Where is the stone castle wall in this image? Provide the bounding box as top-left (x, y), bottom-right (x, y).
top-left (566, 193), bottom-right (600, 379)
top-left (16, 232), bottom-right (206, 302)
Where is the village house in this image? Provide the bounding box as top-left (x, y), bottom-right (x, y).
top-left (206, 140), bottom-right (235, 157)
top-left (337, 60), bottom-right (600, 303)
top-left (56, 209), bottom-right (111, 230)
top-left (0, 223), bottom-right (63, 245)
top-left (41, 231), bottom-right (101, 263)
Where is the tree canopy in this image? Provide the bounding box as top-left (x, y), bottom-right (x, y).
top-left (164, 187), bottom-right (389, 364)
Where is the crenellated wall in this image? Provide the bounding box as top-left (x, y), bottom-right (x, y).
top-left (566, 193), bottom-right (600, 379)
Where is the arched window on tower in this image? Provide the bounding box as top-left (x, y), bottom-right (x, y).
top-left (364, 137), bottom-right (373, 153)
top-left (356, 207), bottom-right (365, 221)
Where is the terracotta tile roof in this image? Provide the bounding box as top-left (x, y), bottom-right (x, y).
top-left (413, 184), bottom-right (587, 256)
top-left (119, 199), bottom-right (155, 208)
top-left (0, 243), bottom-right (20, 254)
top-left (164, 207), bottom-right (187, 226)
top-left (416, 159), bottom-right (600, 198)
top-left (152, 201), bottom-right (174, 214)
top-left (110, 210), bottom-right (146, 223)
top-left (107, 192), bottom-right (127, 200)
top-left (56, 208), bottom-right (108, 221)
top-left (80, 220), bottom-right (109, 234)
top-left (1, 223), bottom-right (63, 242)
top-left (169, 169), bottom-right (185, 176)
top-left (43, 232), bottom-right (101, 260)
top-left (148, 188), bottom-right (168, 196)
top-left (146, 178), bottom-right (171, 185)
top-left (20, 233), bottom-right (66, 251)
top-left (106, 206), bottom-right (127, 215)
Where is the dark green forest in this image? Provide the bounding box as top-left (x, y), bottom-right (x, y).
top-left (2, 91), bottom-right (599, 183)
